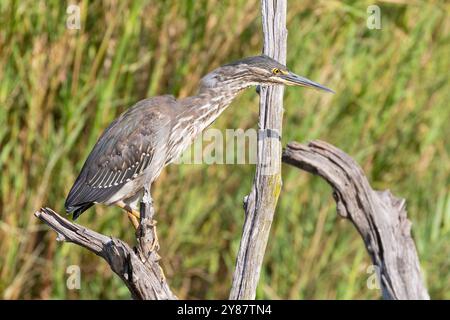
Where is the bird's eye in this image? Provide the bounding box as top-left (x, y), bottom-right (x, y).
top-left (272, 68), bottom-right (280, 75)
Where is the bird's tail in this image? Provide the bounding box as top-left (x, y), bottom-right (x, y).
top-left (65, 202), bottom-right (93, 220)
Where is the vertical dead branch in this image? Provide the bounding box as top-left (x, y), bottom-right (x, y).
top-left (282, 140), bottom-right (430, 300)
top-left (230, 0), bottom-right (287, 300)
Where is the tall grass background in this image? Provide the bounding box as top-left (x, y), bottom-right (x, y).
top-left (0, 0), bottom-right (449, 299)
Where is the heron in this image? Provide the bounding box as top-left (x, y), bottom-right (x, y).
top-left (65, 55), bottom-right (333, 228)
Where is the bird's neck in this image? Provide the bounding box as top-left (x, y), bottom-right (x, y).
top-left (183, 77), bottom-right (256, 131)
top-left (188, 86), bottom-right (245, 129)
top-left (167, 82), bottom-right (253, 163)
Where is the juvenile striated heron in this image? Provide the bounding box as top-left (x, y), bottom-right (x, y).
top-left (65, 55), bottom-right (333, 228)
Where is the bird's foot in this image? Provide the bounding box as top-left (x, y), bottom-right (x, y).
top-left (158, 265), bottom-right (166, 283)
top-left (149, 220), bottom-right (160, 252)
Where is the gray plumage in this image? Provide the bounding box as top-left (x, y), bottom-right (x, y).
top-left (65, 55), bottom-right (333, 219)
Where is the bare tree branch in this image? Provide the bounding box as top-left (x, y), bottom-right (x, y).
top-left (230, 0), bottom-right (287, 300)
top-left (282, 140), bottom-right (430, 300)
top-left (34, 190), bottom-right (177, 300)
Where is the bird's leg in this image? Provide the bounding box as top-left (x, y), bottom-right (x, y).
top-left (116, 201), bottom-right (140, 230)
top-left (127, 212), bottom-right (140, 230)
top-left (130, 208), bottom-right (140, 220)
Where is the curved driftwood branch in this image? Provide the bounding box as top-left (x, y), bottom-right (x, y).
top-left (230, 0), bottom-right (287, 300)
top-left (34, 189), bottom-right (177, 300)
top-left (282, 140), bottom-right (430, 300)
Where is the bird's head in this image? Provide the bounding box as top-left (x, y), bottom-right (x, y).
top-left (200, 55), bottom-right (334, 93)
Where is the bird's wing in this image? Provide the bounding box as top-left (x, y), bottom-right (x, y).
top-left (65, 97), bottom-right (176, 215)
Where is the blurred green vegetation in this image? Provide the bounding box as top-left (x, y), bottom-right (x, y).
top-left (0, 0), bottom-right (449, 299)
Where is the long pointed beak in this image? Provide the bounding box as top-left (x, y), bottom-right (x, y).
top-left (280, 72), bottom-right (334, 93)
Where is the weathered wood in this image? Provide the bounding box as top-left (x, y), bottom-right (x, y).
top-left (282, 140), bottom-right (430, 300)
top-left (230, 0), bottom-right (287, 300)
top-left (34, 188), bottom-right (177, 300)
